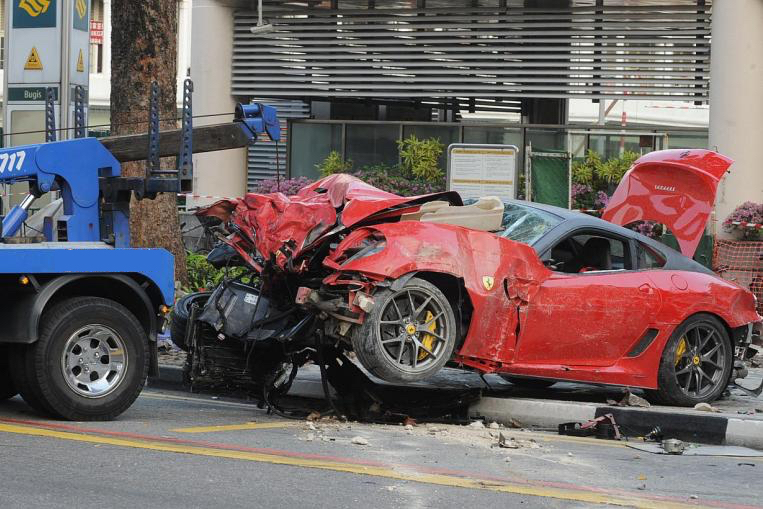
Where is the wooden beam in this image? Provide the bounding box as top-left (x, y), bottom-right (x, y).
top-left (99, 123), bottom-right (252, 163)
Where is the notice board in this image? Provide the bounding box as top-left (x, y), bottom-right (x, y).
top-left (446, 144), bottom-right (518, 201)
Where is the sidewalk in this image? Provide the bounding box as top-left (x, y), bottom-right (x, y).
top-left (151, 354), bottom-right (763, 449)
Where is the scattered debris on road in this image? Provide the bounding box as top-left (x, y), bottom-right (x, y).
top-left (607, 390), bottom-right (651, 408)
top-left (351, 436), bottom-right (370, 446)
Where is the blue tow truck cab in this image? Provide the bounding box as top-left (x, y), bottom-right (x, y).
top-left (0, 84), bottom-right (280, 420)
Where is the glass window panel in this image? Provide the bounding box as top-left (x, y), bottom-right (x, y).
top-left (345, 123), bottom-right (400, 169)
top-left (526, 129), bottom-right (566, 152)
top-left (289, 123), bottom-right (342, 180)
top-left (666, 132), bottom-right (709, 150)
top-left (463, 126), bottom-right (521, 147)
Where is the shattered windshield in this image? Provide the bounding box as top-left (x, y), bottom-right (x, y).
top-left (498, 203), bottom-right (562, 245)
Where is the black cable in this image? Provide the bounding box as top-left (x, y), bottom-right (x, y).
top-left (3, 111), bottom-right (236, 138)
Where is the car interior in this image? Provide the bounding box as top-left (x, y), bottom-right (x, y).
top-left (542, 232), bottom-right (631, 273)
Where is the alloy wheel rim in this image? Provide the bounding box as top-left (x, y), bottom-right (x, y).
top-left (673, 324), bottom-right (727, 399)
top-left (376, 288), bottom-right (449, 373)
top-left (61, 324), bottom-right (128, 398)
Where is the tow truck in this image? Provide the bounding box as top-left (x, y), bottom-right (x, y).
top-left (0, 81), bottom-right (281, 420)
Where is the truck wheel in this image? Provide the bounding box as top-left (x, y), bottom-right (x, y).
top-left (12, 297), bottom-right (149, 421)
top-left (351, 277), bottom-right (457, 383)
top-left (169, 291), bottom-right (212, 351)
top-left (0, 346), bottom-right (17, 401)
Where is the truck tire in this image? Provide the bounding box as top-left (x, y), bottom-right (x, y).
top-left (11, 297), bottom-right (149, 421)
top-left (169, 291), bottom-right (211, 351)
top-left (0, 346), bottom-right (17, 401)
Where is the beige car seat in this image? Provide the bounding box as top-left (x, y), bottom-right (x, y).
top-left (401, 197), bottom-right (504, 232)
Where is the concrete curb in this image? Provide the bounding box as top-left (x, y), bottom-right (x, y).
top-left (151, 364), bottom-right (763, 450)
top-left (470, 396), bottom-right (763, 450)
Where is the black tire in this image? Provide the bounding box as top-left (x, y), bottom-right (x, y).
top-left (169, 291), bottom-right (212, 351)
top-left (351, 277), bottom-right (457, 383)
top-left (10, 297), bottom-right (149, 421)
top-left (499, 376), bottom-right (556, 389)
top-left (647, 314), bottom-right (732, 407)
top-left (0, 345), bottom-right (17, 401)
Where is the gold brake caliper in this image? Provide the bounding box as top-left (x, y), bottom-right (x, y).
top-left (674, 336), bottom-right (687, 366)
top-left (418, 311), bottom-right (437, 361)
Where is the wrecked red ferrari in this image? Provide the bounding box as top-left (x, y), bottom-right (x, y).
top-left (175, 149), bottom-right (761, 408)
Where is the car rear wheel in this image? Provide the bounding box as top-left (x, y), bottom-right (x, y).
top-left (648, 314), bottom-right (732, 407)
top-left (500, 376), bottom-right (556, 389)
top-left (0, 346), bottom-right (17, 401)
top-left (11, 297), bottom-right (149, 420)
top-left (169, 291), bottom-right (212, 351)
top-left (352, 278), bottom-right (457, 383)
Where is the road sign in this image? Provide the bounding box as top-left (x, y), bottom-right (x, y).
top-left (76, 48), bottom-right (84, 72)
top-left (72, 0), bottom-right (87, 31)
top-left (14, 0), bottom-right (57, 28)
top-left (4, 0), bottom-right (91, 148)
top-left (7, 86), bottom-right (58, 102)
top-left (447, 144), bottom-right (519, 201)
top-left (89, 20), bottom-right (103, 44)
top-left (24, 46), bottom-right (43, 70)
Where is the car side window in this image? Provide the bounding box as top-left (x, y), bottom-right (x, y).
top-left (636, 242), bottom-right (667, 269)
top-left (544, 232), bottom-right (632, 273)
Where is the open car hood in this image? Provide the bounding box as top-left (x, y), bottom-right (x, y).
top-left (602, 149), bottom-right (733, 258)
top-left (196, 174), bottom-right (461, 271)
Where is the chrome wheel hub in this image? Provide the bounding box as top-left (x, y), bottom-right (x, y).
top-left (61, 325), bottom-right (127, 398)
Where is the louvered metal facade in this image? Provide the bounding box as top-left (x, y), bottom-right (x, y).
top-left (247, 98), bottom-right (309, 189)
top-left (233, 1), bottom-right (711, 104)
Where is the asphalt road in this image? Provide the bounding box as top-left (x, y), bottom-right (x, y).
top-left (0, 388), bottom-right (761, 509)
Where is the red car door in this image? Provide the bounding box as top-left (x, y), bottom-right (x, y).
top-left (515, 270), bottom-right (662, 367)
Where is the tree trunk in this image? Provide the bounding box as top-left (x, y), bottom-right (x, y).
top-left (111, 0), bottom-right (187, 285)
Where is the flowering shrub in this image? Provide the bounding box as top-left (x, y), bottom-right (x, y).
top-left (724, 201), bottom-right (763, 240)
top-left (628, 221), bottom-right (663, 239)
top-left (255, 176), bottom-right (313, 196)
top-left (571, 183), bottom-right (594, 209)
top-left (594, 191), bottom-right (610, 209)
top-left (354, 165), bottom-right (445, 196)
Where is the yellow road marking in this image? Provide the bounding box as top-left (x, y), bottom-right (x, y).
top-left (172, 422), bottom-right (296, 433)
top-left (0, 422), bottom-right (713, 509)
top-left (140, 392), bottom-right (256, 409)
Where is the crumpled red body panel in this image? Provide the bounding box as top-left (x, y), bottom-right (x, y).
top-left (326, 221), bottom-right (551, 365)
top-left (196, 174), bottom-right (461, 271)
top-left (602, 149), bottom-right (732, 258)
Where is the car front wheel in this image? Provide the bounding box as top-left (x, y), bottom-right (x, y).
top-left (648, 314), bottom-right (732, 406)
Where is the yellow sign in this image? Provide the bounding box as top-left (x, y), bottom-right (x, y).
top-left (19, 0), bottom-right (51, 17)
top-left (76, 49), bottom-right (85, 72)
top-left (24, 46), bottom-right (43, 70)
top-left (482, 276), bottom-right (495, 291)
top-left (75, 0), bottom-right (86, 19)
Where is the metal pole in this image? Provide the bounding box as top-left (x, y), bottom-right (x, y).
top-left (60, 0), bottom-right (73, 141)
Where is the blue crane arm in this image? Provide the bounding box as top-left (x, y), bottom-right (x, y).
top-left (0, 138), bottom-right (120, 238)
